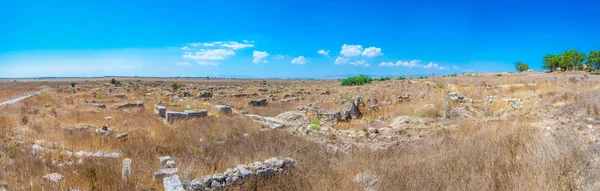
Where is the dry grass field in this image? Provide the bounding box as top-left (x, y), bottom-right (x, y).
top-left (1, 72), bottom-right (600, 190)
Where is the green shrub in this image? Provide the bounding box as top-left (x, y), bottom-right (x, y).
top-left (172, 83), bottom-right (180, 91)
top-left (590, 72), bottom-right (600, 75)
top-left (418, 76), bottom-right (429, 79)
top-left (449, 73), bottom-right (458, 77)
top-left (70, 81), bottom-right (77, 87)
top-left (496, 74), bottom-right (503, 76)
top-left (310, 124), bottom-right (321, 131)
top-left (43, 103), bottom-right (51, 108)
top-left (397, 76), bottom-right (406, 80)
top-left (341, 75), bottom-right (373, 86)
top-left (375, 77), bottom-right (391, 81)
top-left (465, 73), bottom-right (472, 76)
top-left (110, 78), bottom-right (121, 85)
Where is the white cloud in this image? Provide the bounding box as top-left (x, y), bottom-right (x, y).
top-left (183, 49), bottom-right (235, 61)
top-left (262, 60), bottom-right (268, 63)
top-left (181, 46), bottom-right (190, 50)
top-left (340, 44), bottom-right (363, 57)
top-left (253, 51), bottom-right (269, 64)
top-left (361, 47), bottom-right (383, 57)
top-left (203, 43), bottom-right (215, 47)
top-left (220, 41), bottom-right (254, 50)
top-left (291, 56), bottom-right (308, 65)
top-left (273, 55), bottom-right (284, 59)
top-left (243, 40), bottom-right (250, 43)
top-left (439, 66), bottom-right (449, 70)
top-left (349, 60), bottom-right (367, 66)
top-left (423, 62), bottom-right (439, 69)
top-left (317, 49), bottom-right (330, 56)
top-left (176, 62), bottom-right (191, 66)
top-left (378, 62), bottom-right (393, 66)
top-left (398, 60), bottom-right (422, 68)
top-left (378, 60), bottom-right (422, 68)
top-left (196, 61), bottom-right (218, 66)
top-left (364, 64), bottom-right (371, 68)
top-left (335, 56), bottom-right (350, 64)
top-left (452, 65), bottom-right (460, 70)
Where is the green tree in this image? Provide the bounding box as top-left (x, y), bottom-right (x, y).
top-left (543, 54), bottom-right (561, 71)
top-left (515, 61), bottom-right (529, 72)
top-left (586, 50), bottom-right (600, 70)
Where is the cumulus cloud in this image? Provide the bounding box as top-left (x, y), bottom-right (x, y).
top-left (291, 56), bottom-right (308, 65)
top-left (340, 44), bottom-right (363, 57)
top-left (273, 55), bottom-right (284, 59)
top-left (364, 64), bottom-right (371, 68)
top-left (439, 66), bottom-right (449, 70)
top-left (398, 60), bottom-right (422, 68)
top-left (361, 47), bottom-right (383, 57)
top-left (423, 62), bottom-right (439, 69)
top-left (181, 41), bottom-right (255, 66)
top-left (452, 65), bottom-right (460, 70)
top-left (253, 51), bottom-right (269, 63)
top-left (176, 62), bottom-right (191, 66)
top-left (335, 57), bottom-right (350, 64)
top-left (379, 60), bottom-right (422, 68)
top-left (183, 49), bottom-right (235, 61)
top-left (349, 60), bottom-right (367, 66)
top-left (196, 61), bottom-right (218, 66)
top-left (220, 41), bottom-right (254, 50)
top-left (317, 49), bottom-right (330, 57)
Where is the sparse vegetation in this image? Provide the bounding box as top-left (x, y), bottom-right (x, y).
top-left (172, 82), bottom-right (180, 91)
top-left (341, 75), bottom-right (372, 86)
top-left (397, 76), bottom-right (406, 80)
top-left (70, 81), bottom-right (77, 87)
top-left (110, 78), bottom-right (121, 85)
top-left (0, 74), bottom-right (598, 190)
top-left (515, 61), bottom-right (529, 72)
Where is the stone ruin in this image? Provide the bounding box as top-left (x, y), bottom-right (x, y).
top-left (188, 157), bottom-right (296, 191)
top-left (154, 156), bottom-right (184, 191)
top-left (166, 110), bottom-right (208, 123)
top-left (153, 156), bottom-right (296, 191)
top-left (297, 96), bottom-right (363, 124)
top-left (213, 105), bottom-right (232, 115)
top-left (154, 105), bottom-right (210, 123)
top-left (117, 101), bottom-right (144, 109)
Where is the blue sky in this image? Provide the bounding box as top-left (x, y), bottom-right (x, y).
top-left (1, 0), bottom-right (599, 78)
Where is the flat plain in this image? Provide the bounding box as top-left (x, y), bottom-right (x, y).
top-left (1, 72), bottom-right (600, 190)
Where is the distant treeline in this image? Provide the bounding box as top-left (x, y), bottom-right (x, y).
top-left (542, 50), bottom-right (600, 71)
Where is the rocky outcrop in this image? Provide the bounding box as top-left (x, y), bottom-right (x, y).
top-left (188, 157), bottom-right (295, 190)
top-left (247, 111), bottom-right (309, 129)
top-left (297, 97), bottom-right (363, 124)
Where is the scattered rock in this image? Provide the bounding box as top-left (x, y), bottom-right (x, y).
top-left (117, 101), bottom-right (144, 109)
top-left (354, 172), bottom-right (379, 191)
top-left (116, 133), bottom-right (128, 139)
top-left (249, 99), bottom-right (268, 107)
top-left (42, 173), bottom-right (63, 183)
top-left (213, 105), bottom-right (232, 114)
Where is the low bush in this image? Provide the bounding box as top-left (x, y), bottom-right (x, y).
top-left (341, 75), bottom-right (372, 86)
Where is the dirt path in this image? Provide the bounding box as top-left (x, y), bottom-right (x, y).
top-left (0, 87), bottom-right (50, 106)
